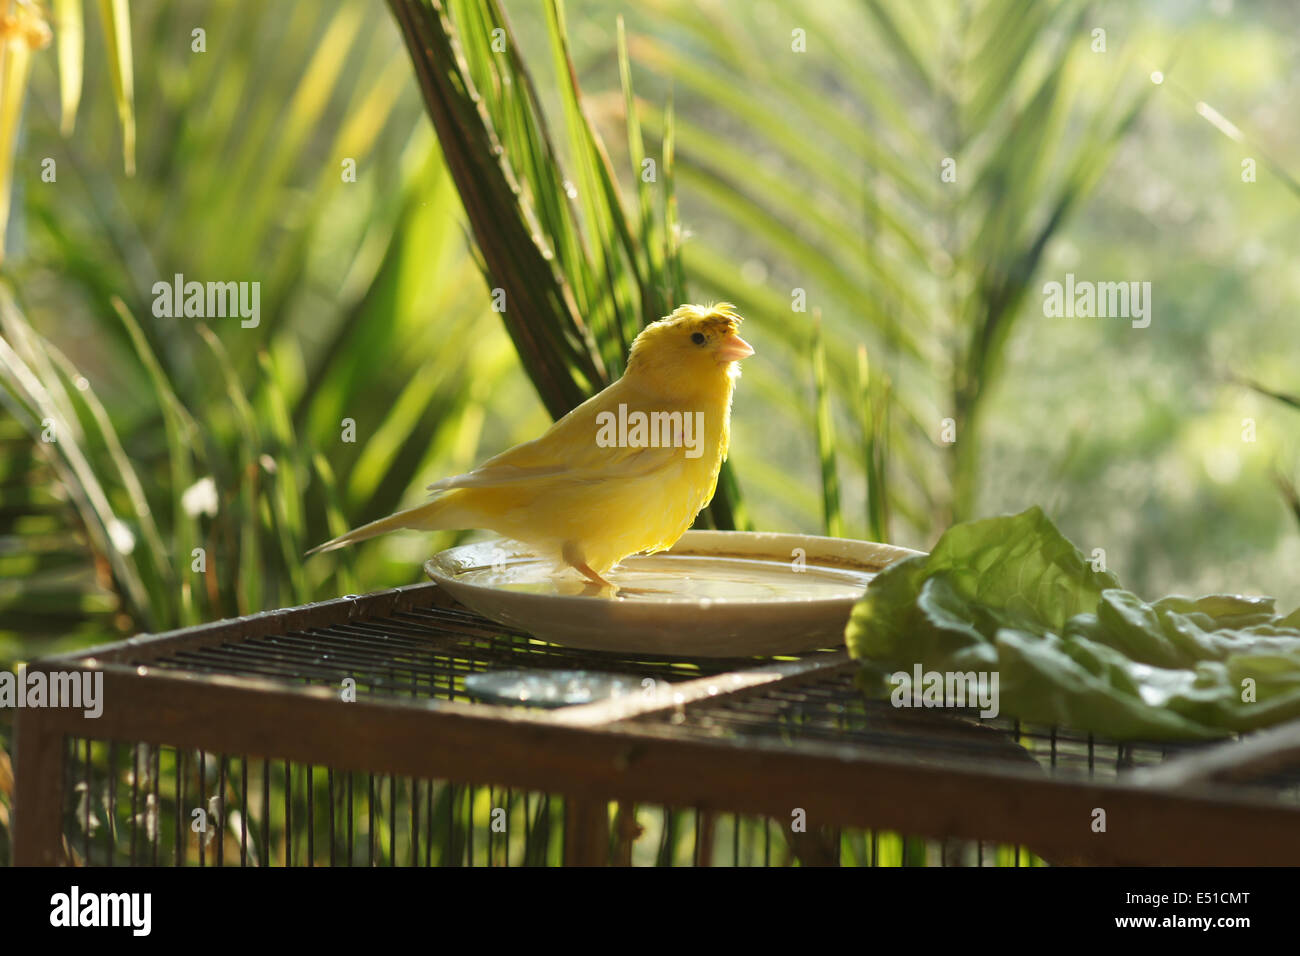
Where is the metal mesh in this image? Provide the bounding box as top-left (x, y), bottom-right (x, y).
top-left (64, 738), bottom-right (567, 867)
top-left (625, 667), bottom-right (1300, 799)
top-left (625, 667), bottom-right (1182, 778)
top-left (26, 587), bottom-right (1300, 866)
top-left (60, 736), bottom-right (1038, 866)
top-left (121, 604), bottom-right (790, 701)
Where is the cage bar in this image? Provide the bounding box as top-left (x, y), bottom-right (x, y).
top-left (13, 582), bottom-right (1300, 866)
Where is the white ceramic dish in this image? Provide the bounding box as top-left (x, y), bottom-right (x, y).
top-left (424, 530), bottom-right (921, 657)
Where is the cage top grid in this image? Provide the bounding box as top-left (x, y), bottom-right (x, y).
top-left (14, 580), bottom-right (1300, 866)
top-left (628, 666), bottom-right (1300, 795)
top-left (57, 581), bottom-right (1241, 779)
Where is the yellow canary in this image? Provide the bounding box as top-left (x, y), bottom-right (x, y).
top-left (310, 303), bottom-right (754, 585)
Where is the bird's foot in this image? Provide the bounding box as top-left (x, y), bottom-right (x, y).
top-left (562, 541), bottom-right (615, 590)
top-left (572, 559), bottom-right (615, 590)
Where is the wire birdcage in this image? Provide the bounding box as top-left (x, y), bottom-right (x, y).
top-left (14, 582), bottom-right (1300, 866)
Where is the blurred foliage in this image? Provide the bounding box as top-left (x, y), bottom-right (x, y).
top-left (0, 0), bottom-right (135, 258)
top-left (604, 0), bottom-right (1156, 530)
top-left (1, 0), bottom-right (520, 652)
top-left (387, 0), bottom-right (745, 527)
top-left (2, 0), bottom-right (1300, 860)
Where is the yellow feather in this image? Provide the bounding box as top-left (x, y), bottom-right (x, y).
top-left (309, 304), bottom-right (753, 584)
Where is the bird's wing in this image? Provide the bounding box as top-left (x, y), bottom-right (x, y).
top-left (427, 445), bottom-right (675, 491)
top-left (428, 382), bottom-right (684, 491)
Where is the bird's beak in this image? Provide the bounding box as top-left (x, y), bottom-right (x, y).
top-left (715, 333), bottom-right (755, 364)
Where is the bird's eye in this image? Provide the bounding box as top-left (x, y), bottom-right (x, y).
top-left (691, 332), bottom-right (706, 345)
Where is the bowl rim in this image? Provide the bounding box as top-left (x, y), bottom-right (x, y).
top-left (423, 529), bottom-right (924, 609)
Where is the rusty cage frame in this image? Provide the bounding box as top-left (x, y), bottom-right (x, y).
top-left (13, 582), bottom-right (1300, 866)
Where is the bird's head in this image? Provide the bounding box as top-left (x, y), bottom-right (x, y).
top-left (624, 303), bottom-right (754, 398)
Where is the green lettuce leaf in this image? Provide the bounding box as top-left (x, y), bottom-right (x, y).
top-left (845, 506), bottom-right (1300, 740)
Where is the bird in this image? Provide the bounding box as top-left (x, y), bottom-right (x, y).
top-left (308, 303), bottom-right (754, 587)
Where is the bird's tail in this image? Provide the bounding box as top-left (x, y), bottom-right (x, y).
top-left (306, 496), bottom-right (454, 556)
